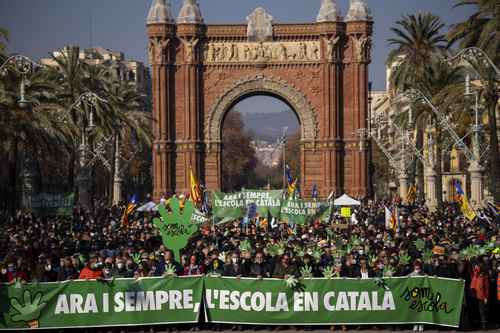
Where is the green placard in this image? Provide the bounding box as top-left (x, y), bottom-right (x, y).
top-left (0, 277), bottom-right (464, 329)
top-left (280, 199), bottom-right (329, 225)
top-left (204, 276), bottom-right (464, 327)
top-left (211, 190), bottom-right (283, 220)
top-left (0, 276), bottom-right (203, 330)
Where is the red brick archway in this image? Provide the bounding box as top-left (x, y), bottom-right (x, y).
top-left (147, 10), bottom-right (372, 199)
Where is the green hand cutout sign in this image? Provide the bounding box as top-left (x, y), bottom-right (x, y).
top-left (131, 253), bottom-right (141, 265)
top-left (9, 289), bottom-right (47, 328)
top-left (153, 197), bottom-right (198, 260)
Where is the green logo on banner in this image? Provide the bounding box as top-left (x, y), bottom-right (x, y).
top-left (9, 289), bottom-right (47, 329)
top-left (153, 198), bottom-right (198, 260)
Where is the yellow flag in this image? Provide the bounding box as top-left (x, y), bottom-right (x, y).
top-left (190, 169), bottom-right (202, 204)
top-left (460, 197), bottom-right (477, 221)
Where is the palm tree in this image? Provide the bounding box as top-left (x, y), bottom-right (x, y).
top-left (0, 65), bottom-right (62, 211)
top-left (387, 12), bottom-right (448, 92)
top-left (448, 0), bottom-right (500, 201)
top-left (448, 0), bottom-right (499, 63)
top-left (387, 12), bottom-right (448, 200)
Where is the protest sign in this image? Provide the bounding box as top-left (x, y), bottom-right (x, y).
top-left (0, 276), bottom-right (464, 330)
top-left (204, 276), bottom-right (464, 327)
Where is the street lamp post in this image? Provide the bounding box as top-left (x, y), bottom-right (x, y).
top-left (0, 55), bottom-right (40, 109)
top-left (0, 55), bottom-right (40, 210)
top-left (111, 129), bottom-right (141, 205)
top-left (465, 73), bottom-right (485, 207)
top-left (61, 92), bottom-right (106, 210)
top-left (278, 127), bottom-right (288, 190)
top-left (395, 88), bottom-right (488, 208)
top-left (448, 47), bottom-right (500, 206)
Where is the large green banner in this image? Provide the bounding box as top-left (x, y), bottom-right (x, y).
top-left (0, 277), bottom-right (203, 330)
top-left (211, 190), bottom-right (283, 219)
top-left (204, 276), bottom-right (464, 327)
top-left (280, 199), bottom-right (330, 225)
top-left (0, 276), bottom-right (464, 330)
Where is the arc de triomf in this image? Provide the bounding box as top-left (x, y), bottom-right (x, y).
top-left (147, 0), bottom-right (373, 200)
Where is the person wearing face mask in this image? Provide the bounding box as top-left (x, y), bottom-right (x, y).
top-left (5, 261), bottom-right (28, 283)
top-left (102, 258), bottom-right (115, 279)
top-left (112, 258), bottom-right (127, 278)
top-left (223, 252), bottom-right (244, 277)
top-left (78, 254), bottom-right (103, 280)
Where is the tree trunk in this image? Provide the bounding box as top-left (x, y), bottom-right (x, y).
top-left (486, 97), bottom-right (499, 202)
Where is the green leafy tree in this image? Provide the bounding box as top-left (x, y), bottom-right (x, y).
top-left (221, 111), bottom-right (258, 191)
top-left (448, 0), bottom-right (499, 64)
top-left (153, 197), bottom-right (197, 260)
top-left (449, 1), bottom-right (499, 200)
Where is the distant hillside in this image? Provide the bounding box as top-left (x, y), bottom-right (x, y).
top-left (242, 110), bottom-right (300, 142)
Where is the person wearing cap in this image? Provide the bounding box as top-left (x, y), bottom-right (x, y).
top-left (78, 254), bottom-right (103, 280)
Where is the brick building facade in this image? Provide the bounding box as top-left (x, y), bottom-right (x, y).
top-left (147, 0), bottom-right (373, 200)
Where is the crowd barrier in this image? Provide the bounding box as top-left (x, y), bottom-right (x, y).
top-left (0, 276), bottom-right (464, 330)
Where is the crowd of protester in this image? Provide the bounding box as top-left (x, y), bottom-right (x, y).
top-left (0, 200), bottom-right (499, 331)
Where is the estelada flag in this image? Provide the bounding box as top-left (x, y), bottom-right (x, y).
top-left (407, 185), bottom-right (417, 204)
top-left (121, 195), bottom-right (137, 228)
top-left (453, 180), bottom-right (476, 221)
top-left (384, 206), bottom-right (398, 232)
top-left (190, 169), bottom-right (202, 205)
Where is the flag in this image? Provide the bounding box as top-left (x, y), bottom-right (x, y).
top-left (285, 165), bottom-right (297, 196)
top-left (190, 169), bottom-right (202, 205)
top-left (121, 195), bottom-right (137, 228)
top-left (384, 206), bottom-right (398, 232)
top-left (312, 184), bottom-right (318, 200)
top-left (407, 185), bottom-right (417, 204)
top-left (454, 180), bottom-right (476, 221)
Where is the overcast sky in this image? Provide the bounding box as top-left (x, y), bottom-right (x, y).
top-left (0, 0), bottom-right (473, 113)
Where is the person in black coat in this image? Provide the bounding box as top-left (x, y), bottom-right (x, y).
top-left (223, 252), bottom-right (245, 277)
top-left (341, 254), bottom-right (361, 278)
top-left (248, 252), bottom-right (270, 278)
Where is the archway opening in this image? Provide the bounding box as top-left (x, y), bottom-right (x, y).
top-left (221, 94), bottom-right (301, 192)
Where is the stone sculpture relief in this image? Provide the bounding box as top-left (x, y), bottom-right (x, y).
top-left (353, 36), bottom-right (371, 62)
top-left (247, 7), bottom-right (273, 42)
top-left (203, 41), bottom-right (321, 63)
top-left (149, 38), bottom-right (170, 65)
top-left (326, 35), bottom-right (341, 62)
top-left (181, 38), bottom-right (199, 62)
